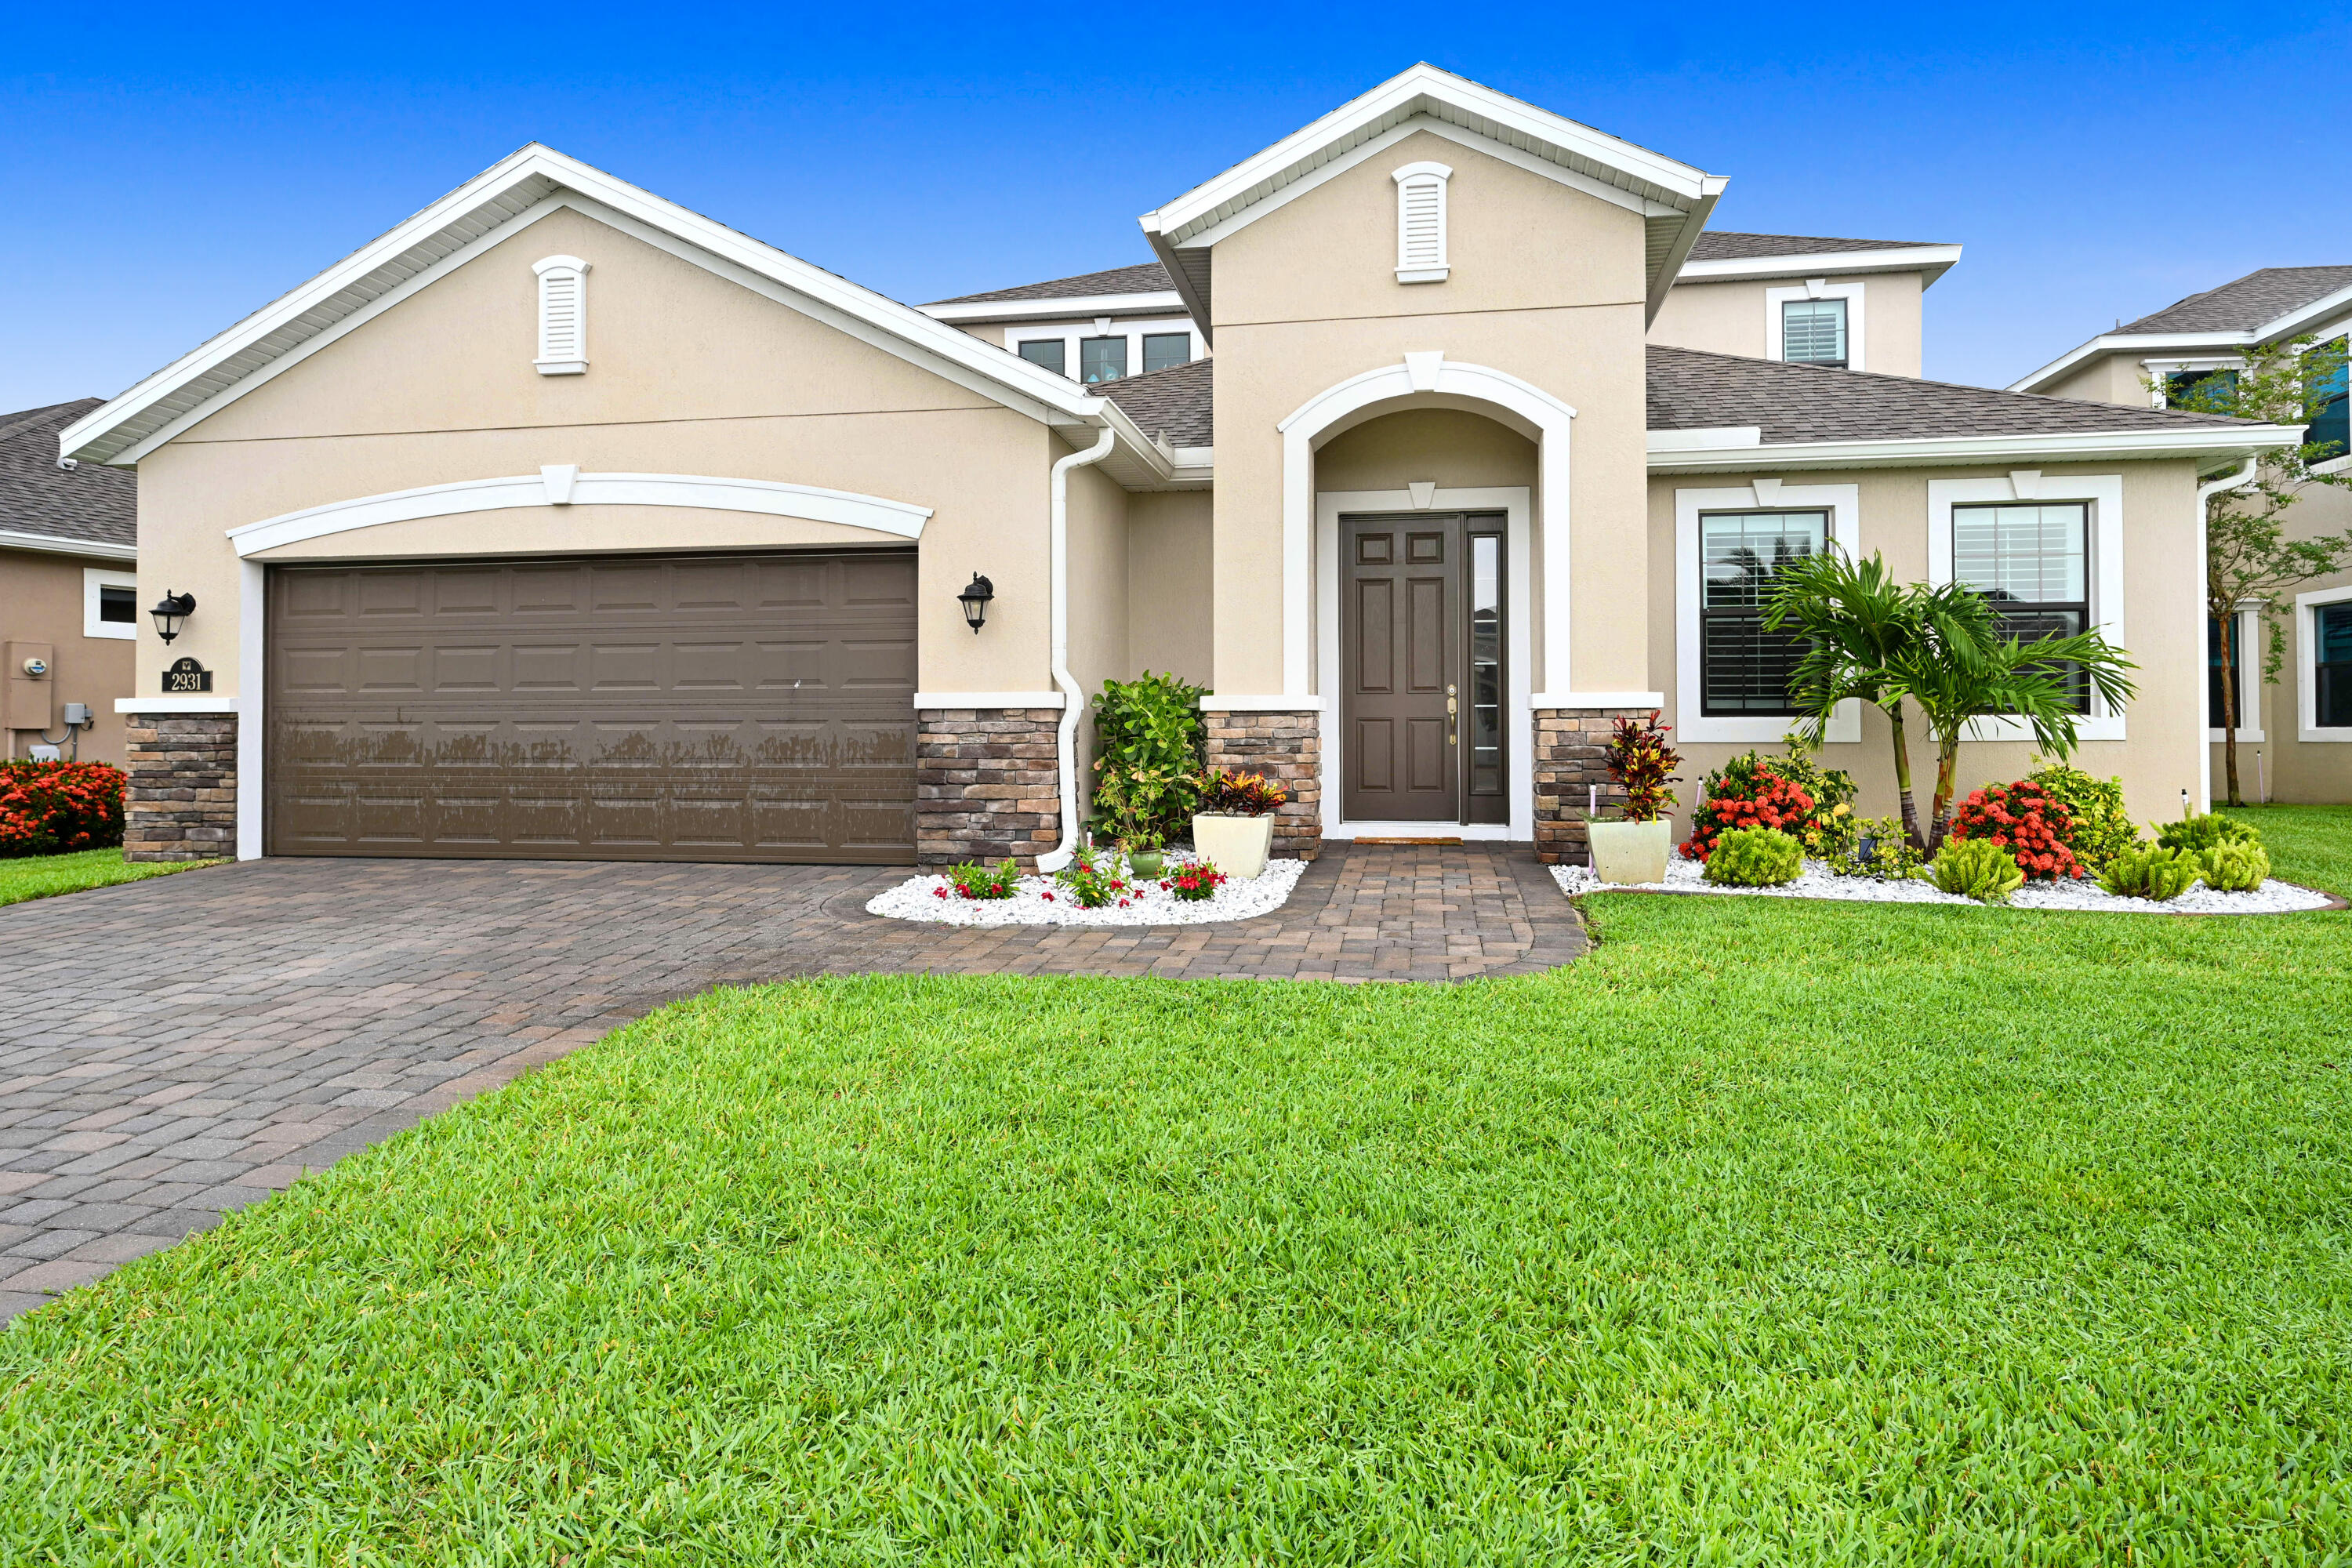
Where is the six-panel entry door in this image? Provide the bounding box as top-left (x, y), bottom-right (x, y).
top-left (1341, 513), bottom-right (1508, 826)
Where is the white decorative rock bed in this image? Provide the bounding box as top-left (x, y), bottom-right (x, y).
top-left (868, 855), bottom-right (1308, 927)
top-left (1551, 855), bottom-right (2336, 915)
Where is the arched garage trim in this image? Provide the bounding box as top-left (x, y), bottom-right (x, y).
top-left (226, 468), bottom-right (934, 557)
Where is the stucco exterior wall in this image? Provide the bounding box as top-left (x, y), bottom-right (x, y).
top-left (129, 204), bottom-right (1059, 701)
top-left (0, 550), bottom-right (134, 765)
top-left (2040, 353), bottom-right (2152, 406)
top-left (1313, 408), bottom-right (1537, 494)
top-left (1126, 490), bottom-right (1213, 688)
top-left (1646, 460), bottom-right (2209, 837)
top-left (1207, 127), bottom-right (1650, 698)
top-left (1649, 271), bottom-right (1928, 377)
top-left (2216, 477), bottom-right (2352, 802)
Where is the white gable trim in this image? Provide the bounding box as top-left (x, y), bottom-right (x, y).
top-left (224, 471), bottom-right (934, 557)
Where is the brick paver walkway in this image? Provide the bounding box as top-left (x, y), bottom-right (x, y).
top-left (0, 845), bottom-right (1581, 1321)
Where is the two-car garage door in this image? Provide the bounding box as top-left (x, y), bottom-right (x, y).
top-left (265, 551), bottom-right (918, 863)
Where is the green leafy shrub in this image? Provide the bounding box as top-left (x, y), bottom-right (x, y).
top-left (1825, 815), bottom-right (1924, 880)
top-left (1051, 845), bottom-right (1135, 909)
top-left (2199, 841), bottom-right (2271, 892)
top-left (2155, 812), bottom-right (2259, 857)
top-left (1703, 827), bottom-right (1804, 887)
top-left (1090, 673), bottom-right (1205, 843)
top-left (1926, 838), bottom-right (2024, 903)
top-left (945, 860), bottom-right (1018, 900)
top-left (2098, 845), bottom-right (2199, 902)
top-left (1163, 860), bottom-right (1226, 902)
top-left (2024, 762), bottom-right (2138, 873)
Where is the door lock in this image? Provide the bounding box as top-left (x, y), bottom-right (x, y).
top-left (1446, 683), bottom-right (1457, 744)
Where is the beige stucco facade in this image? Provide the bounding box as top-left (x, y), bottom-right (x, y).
top-left (0, 549), bottom-right (135, 765)
top-left (1648, 270), bottom-right (1928, 377)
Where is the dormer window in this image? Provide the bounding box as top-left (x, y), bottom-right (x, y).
top-left (532, 255), bottom-right (590, 375)
top-left (1392, 162), bottom-right (1452, 284)
top-left (1782, 298), bottom-right (1848, 367)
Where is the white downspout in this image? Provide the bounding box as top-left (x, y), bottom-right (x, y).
top-left (1038, 424), bottom-right (1118, 872)
top-left (2194, 457), bottom-right (2259, 815)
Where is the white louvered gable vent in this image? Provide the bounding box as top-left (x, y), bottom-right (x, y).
top-left (1392, 162), bottom-right (1452, 284)
top-left (532, 255), bottom-right (590, 375)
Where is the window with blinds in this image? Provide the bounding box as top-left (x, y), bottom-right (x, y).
top-left (1699, 509), bottom-right (1827, 715)
top-left (1391, 162), bottom-right (1452, 282)
top-left (2309, 339), bottom-right (2349, 463)
top-left (1781, 299), bottom-right (1847, 367)
top-left (1953, 502), bottom-right (2089, 709)
top-left (532, 256), bottom-right (590, 375)
top-left (2318, 602), bottom-right (2352, 728)
top-left (1142, 332), bottom-right (1191, 374)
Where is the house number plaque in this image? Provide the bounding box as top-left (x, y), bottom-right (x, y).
top-left (162, 656), bottom-right (213, 694)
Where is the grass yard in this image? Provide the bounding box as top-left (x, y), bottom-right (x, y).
top-left (2222, 802), bottom-right (2352, 897)
top-left (2, 816), bottom-right (2348, 1562)
top-left (0, 847), bottom-right (217, 909)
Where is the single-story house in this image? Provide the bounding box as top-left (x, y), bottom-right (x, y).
top-left (1, 398), bottom-right (137, 765)
top-left (60, 64), bottom-right (2295, 866)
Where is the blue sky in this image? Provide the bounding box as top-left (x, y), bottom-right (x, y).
top-left (5, 2), bottom-right (2347, 413)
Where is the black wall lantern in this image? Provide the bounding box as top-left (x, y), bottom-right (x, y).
top-left (956, 573), bottom-right (994, 634)
top-left (150, 590), bottom-right (198, 644)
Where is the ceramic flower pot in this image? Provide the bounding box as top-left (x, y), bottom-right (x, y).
top-left (1588, 818), bottom-right (1672, 885)
top-left (1192, 813), bottom-right (1275, 879)
top-left (1127, 847), bottom-right (1165, 879)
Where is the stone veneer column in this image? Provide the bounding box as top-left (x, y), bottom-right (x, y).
top-left (915, 706), bottom-right (1062, 868)
top-left (122, 711), bottom-right (239, 863)
top-left (1530, 706), bottom-right (1652, 865)
top-left (1203, 706), bottom-right (1322, 862)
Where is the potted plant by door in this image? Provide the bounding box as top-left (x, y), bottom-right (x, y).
top-left (1586, 711), bottom-right (1682, 884)
top-left (1189, 769), bottom-right (1289, 880)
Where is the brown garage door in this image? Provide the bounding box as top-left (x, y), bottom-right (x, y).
top-left (266, 551), bottom-right (918, 863)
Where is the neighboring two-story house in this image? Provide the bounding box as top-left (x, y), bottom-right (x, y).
top-left (60, 64), bottom-right (2291, 867)
top-left (2011, 267), bottom-right (2352, 804)
top-left (0, 398), bottom-right (138, 765)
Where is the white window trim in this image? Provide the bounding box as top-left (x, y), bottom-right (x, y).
top-left (1001, 318), bottom-right (1200, 382)
top-left (1765, 279), bottom-right (1865, 371)
top-left (82, 566), bottom-right (138, 641)
top-left (1927, 473), bottom-right (2126, 742)
top-left (532, 254), bottom-right (590, 375)
top-left (2207, 603), bottom-right (2263, 743)
top-left (1392, 161), bottom-right (1452, 284)
top-left (2296, 582), bottom-right (2352, 742)
top-left (1675, 481), bottom-right (1862, 743)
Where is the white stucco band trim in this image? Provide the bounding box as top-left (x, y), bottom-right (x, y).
top-left (1675, 481), bottom-right (1863, 744)
top-left (1279, 354), bottom-right (1574, 698)
top-left (225, 471), bottom-right (935, 557)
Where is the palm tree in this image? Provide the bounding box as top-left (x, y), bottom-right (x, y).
top-left (1766, 553), bottom-right (2138, 851)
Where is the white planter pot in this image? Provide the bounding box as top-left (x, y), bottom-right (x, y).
top-left (1588, 818), bottom-right (1672, 885)
top-left (1192, 813), bottom-right (1276, 880)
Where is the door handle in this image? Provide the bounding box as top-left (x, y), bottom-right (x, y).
top-left (1446, 683), bottom-right (1457, 743)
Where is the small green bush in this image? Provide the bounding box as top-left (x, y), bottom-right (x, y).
top-left (2199, 841), bottom-right (2271, 893)
top-left (1926, 838), bottom-right (2024, 903)
top-left (2155, 811), bottom-right (2259, 857)
top-left (1090, 673), bottom-right (1206, 843)
top-left (946, 860), bottom-right (1019, 900)
top-left (1824, 815), bottom-right (1923, 880)
top-left (2024, 762), bottom-right (2138, 872)
top-left (2099, 844), bottom-right (2199, 902)
top-left (1703, 827), bottom-right (1804, 887)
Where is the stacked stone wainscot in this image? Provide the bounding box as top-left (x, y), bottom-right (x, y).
top-left (915, 706), bottom-right (1062, 868)
top-left (123, 712), bottom-right (238, 862)
top-left (1531, 706), bottom-right (1651, 865)
top-left (1203, 706), bottom-right (1322, 862)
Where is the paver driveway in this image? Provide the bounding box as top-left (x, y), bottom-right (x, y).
top-left (0, 846), bottom-right (1583, 1320)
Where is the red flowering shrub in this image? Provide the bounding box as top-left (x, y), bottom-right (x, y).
top-left (1948, 779), bottom-right (2082, 880)
top-left (1681, 764), bottom-right (1815, 863)
top-left (0, 761), bottom-right (126, 857)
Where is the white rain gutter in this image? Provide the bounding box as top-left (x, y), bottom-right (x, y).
top-left (1038, 425), bottom-right (1118, 872)
top-left (2194, 456), bottom-right (2260, 815)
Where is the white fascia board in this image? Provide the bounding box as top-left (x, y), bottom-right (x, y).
top-left (1139, 220), bottom-right (1215, 347)
top-left (1675, 243), bottom-right (1963, 288)
top-left (1142, 63), bottom-right (1711, 245)
top-left (0, 528), bottom-right (136, 562)
top-left (1647, 426), bottom-right (1760, 451)
top-left (1645, 180), bottom-right (1727, 325)
top-left (2254, 280), bottom-right (2352, 343)
top-left (920, 292), bottom-right (1186, 324)
top-left (64, 143), bottom-right (1116, 466)
top-left (1646, 423), bottom-right (2304, 474)
top-left (2007, 331), bottom-right (2252, 394)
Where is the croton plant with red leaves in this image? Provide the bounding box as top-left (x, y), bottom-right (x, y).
top-left (0, 761), bottom-right (126, 858)
top-left (1947, 779), bottom-right (2083, 880)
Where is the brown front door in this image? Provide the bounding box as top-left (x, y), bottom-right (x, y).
top-left (1340, 513), bottom-right (1509, 826)
top-left (264, 550), bottom-right (918, 863)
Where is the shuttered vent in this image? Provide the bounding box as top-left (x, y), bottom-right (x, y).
top-left (1391, 162), bottom-right (1452, 283)
top-left (532, 255), bottom-right (590, 374)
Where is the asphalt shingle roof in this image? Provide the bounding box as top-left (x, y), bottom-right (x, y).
top-left (1687, 231), bottom-right (1951, 260)
top-left (0, 399), bottom-right (135, 550)
top-left (2121, 266), bottom-right (2352, 335)
top-left (930, 263), bottom-right (1176, 307)
top-left (1095, 357), bottom-right (1213, 448)
top-left (1646, 345), bottom-right (2255, 444)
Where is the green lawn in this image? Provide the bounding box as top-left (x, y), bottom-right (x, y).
top-left (2222, 803), bottom-right (2352, 897)
top-left (2, 819), bottom-right (2349, 1561)
top-left (0, 847), bottom-right (218, 909)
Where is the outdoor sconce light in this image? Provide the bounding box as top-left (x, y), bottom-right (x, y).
top-left (957, 573), bottom-right (994, 634)
top-left (150, 590), bottom-right (197, 644)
